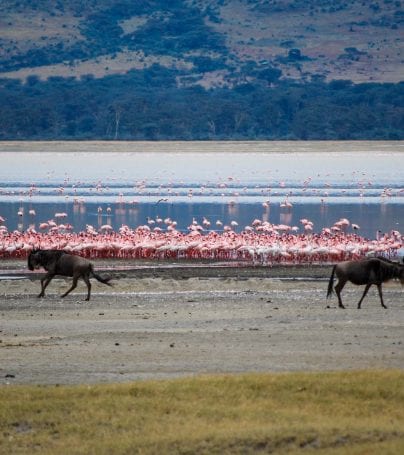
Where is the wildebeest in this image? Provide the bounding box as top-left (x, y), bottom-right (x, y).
top-left (28, 249), bottom-right (112, 301)
top-left (327, 257), bottom-right (404, 309)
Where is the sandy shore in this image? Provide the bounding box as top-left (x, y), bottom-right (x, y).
top-left (1, 261), bottom-right (403, 385)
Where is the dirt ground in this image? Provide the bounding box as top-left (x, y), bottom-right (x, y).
top-left (1, 261), bottom-right (403, 385)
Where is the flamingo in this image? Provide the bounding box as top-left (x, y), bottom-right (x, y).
top-left (0, 211), bottom-right (401, 264)
top-left (202, 217), bottom-right (211, 228)
top-left (280, 198), bottom-right (293, 210)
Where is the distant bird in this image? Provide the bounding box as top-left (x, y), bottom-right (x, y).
top-left (202, 217), bottom-right (211, 228)
top-left (280, 198), bottom-right (293, 210)
top-left (100, 224), bottom-right (113, 232)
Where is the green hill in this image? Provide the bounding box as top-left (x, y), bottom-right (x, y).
top-left (1, 0), bottom-right (402, 84)
top-left (0, 0), bottom-right (402, 140)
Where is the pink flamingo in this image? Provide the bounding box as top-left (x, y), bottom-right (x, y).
top-left (0, 213), bottom-right (401, 264)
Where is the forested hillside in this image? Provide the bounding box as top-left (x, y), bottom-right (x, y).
top-left (1, 73), bottom-right (403, 139)
top-left (0, 0), bottom-right (402, 139)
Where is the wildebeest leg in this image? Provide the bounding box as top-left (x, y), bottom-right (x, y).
top-left (61, 275), bottom-right (79, 299)
top-left (334, 279), bottom-right (346, 309)
top-left (357, 284), bottom-right (372, 309)
top-left (376, 284), bottom-right (387, 309)
top-left (39, 273), bottom-right (55, 297)
top-left (82, 274), bottom-right (92, 301)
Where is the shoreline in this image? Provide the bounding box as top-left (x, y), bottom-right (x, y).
top-left (2, 140), bottom-right (403, 152)
top-left (1, 259), bottom-right (333, 280)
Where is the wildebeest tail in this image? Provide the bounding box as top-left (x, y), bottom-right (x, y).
top-left (327, 265), bottom-right (336, 298)
top-left (90, 265), bottom-right (113, 286)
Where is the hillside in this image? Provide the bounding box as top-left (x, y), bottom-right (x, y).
top-left (1, 0), bottom-right (402, 85)
top-left (0, 0), bottom-right (402, 140)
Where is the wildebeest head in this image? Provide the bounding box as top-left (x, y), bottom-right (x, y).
top-left (387, 260), bottom-right (404, 286)
top-left (398, 265), bottom-right (404, 286)
top-left (27, 250), bottom-right (41, 271)
top-left (388, 259), bottom-right (404, 286)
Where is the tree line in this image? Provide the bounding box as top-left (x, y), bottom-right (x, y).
top-left (0, 67), bottom-right (402, 140)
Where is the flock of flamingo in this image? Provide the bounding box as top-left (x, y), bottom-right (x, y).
top-left (0, 208), bottom-right (402, 264)
top-left (0, 169), bottom-right (402, 265)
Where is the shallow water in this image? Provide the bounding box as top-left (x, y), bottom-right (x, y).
top-left (0, 141), bottom-right (403, 239)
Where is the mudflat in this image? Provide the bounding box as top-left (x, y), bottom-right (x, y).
top-left (1, 262), bottom-right (403, 385)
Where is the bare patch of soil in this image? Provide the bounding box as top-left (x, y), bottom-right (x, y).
top-left (1, 263), bottom-right (403, 385)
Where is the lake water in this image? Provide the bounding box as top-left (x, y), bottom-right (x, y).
top-left (0, 141), bottom-right (403, 240)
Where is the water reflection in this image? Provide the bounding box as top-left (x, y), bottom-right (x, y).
top-left (0, 142), bottom-right (403, 240)
top-left (1, 199), bottom-right (402, 240)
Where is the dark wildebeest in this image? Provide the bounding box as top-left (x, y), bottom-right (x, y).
top-left (327, 257), bottom-right (404, 309)
top-left (28, 249), bottom-right (112, 301)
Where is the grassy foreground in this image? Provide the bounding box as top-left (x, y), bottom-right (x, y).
top-left (1, 371), bottom-right (404, 454)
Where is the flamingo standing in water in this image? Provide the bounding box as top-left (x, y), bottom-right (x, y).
top-left (0, 220), bottom-right (401, 264)
top-left (280, 198), bottom-right (293, 210)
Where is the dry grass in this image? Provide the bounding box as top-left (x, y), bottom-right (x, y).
top-left (1, 370), bottom-right (404, 454)
top-left (1, 1), bottom-right (402, 84)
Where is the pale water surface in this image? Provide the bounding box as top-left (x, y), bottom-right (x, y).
top-left (0, 141), bottom-right (403, 239)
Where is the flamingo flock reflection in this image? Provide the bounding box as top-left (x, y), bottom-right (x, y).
top-left (0, 215), bottom-right (401, 264)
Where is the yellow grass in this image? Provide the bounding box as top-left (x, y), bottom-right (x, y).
top-left (1, 370), bottom-right (404, 454)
